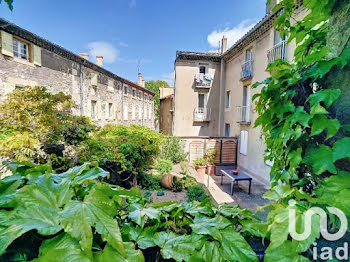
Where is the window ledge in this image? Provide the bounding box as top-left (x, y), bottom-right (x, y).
top-left (12, 57), bottom-right (36, 67)
top-left (237, 121), bottom-right (251, 125)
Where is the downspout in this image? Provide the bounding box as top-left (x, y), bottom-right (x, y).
top-left (79, 63), bottom-right (84, 115)
top-left (172, 59), bottom-right (176, 136)
top-left (218, 58), bottom-right (226, 136)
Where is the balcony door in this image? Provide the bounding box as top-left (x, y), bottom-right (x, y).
top-left (197, 93), bottom-right (207, 120)
top-left (242, 86), bottom-right (249, 122)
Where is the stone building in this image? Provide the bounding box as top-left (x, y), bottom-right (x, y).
top-left (173, 0), bottom-right (305, 186)
top-left (0, 18), bottom-right (155, 129)
top-left (159, 86), bottom-right (174, 135)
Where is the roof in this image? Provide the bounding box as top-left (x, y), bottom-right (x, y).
top-left (176, 51), bottom-right (221, 62)
top-left (0, 17), bottom-right (155, 96)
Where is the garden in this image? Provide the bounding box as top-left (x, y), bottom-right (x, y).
top-left (1, 0), bottom-right (350, 261)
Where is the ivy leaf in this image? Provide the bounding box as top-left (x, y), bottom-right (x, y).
top-left (154, 231), bottom-right (204, 262)
top-left (263, 185), bottom-right (295, 201)
top-left (289, 107), bottom-right (311, 127)
top-left (35, 233), bottom-right (90, 262)
top-left (309, 103), bottom-right (328, 115)
top-left (197, 241), bottom-right (224, 262)
top-left (288, 148), bottom-right (303, 171)
top-left (128, 204), bottom-right (159, 227)
top-left (304, 145), bottom-right (337, 174)
top-left (308, 89), bottom-right (341, 109)
top-left (310, 114), bottom-right (340, 139)
top-left (333, 137), bottom-right (350, 162)
top-left (136, 226), bottom-right (157, 249)
top-left (265, 240), bottom-right (310, 262)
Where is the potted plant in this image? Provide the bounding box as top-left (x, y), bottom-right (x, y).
top-left (193, 157), bottom-right (206, 180)
top-left (204, 148), bottom-right (217, 176)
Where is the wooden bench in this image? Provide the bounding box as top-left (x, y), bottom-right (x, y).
top-left (220, 169), bottom-right (252, 195)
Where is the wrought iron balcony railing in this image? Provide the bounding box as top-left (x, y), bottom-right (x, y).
top-left (193, 107), bottom-right (211, 122)
top-left (267, 40), bottom-right (286, 64)
top-left (236, 105), bottom-right (250, 123)
top-left (241, 60), bottom-right (253, 80)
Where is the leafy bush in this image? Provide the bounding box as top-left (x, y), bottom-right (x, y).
top-left (204, 148), bottom-right (217, 165)
top-left (0, 161), bottom-right (263, 262)
top-left (193, 158), bottom-right (206, 168)
top-left (171, 177), bottom-right (183, 192)
top-left (160, 136), bottom-right (187, 163)
top-left (138, 172), bottom-right (161, 190)
top-left (180, 175), bottom-right (197, 189)
top-left (180, 161), bottom-right (189, 175)
top-left (187, 185), bottom-right (208, 202)
top-left (0, 86), bottom-right (95, 170)
top-left (155, 158), bottom-right (173, 175)
top-left (79, 124), bottom-right (164, 187)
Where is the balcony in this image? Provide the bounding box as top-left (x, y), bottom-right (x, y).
top-left (267, 40), bottom-right (286, 64)
top-left (236, 106), bottom-right (250, 124)
top-left (194, 73), bottom-right (213, 88)
top-left (193, 107), bottom-right (211, 122)
top-left (241, 60), bottom-right (253, 80)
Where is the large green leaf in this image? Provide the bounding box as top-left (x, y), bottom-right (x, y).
top-left (94, 243), bottom-right (144, 262)
top-left (220, 227), bottom-right (258, 262)
top-left (154, 231), bottom-right (204, 262)
top-left (35, 233), bottom-right (90, 262)
top-left (310, 114), bottom-right (340, 139)
top-left (304, 145), bottom-right (337, 174)
top-left (197, 241), bottom-right (224, 262)
top-left (128, 204), bottom-right (159, 227)
top-left (190, 215), bottom-right (231, 241)
top-left (333, 137), bottom-right (350, 162)
top-left (308, 89), bottom-right (341, 109)
top-left (264, 240), bottom-right (310, 262)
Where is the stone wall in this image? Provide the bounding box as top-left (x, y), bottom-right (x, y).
top-left (0, 29), bottom-right (155, 129)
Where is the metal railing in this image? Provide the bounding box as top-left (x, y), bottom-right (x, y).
top-left (193, 107), bottom-right (211, 122)
top-left (267, 40), bottom-right (286, 64)
top-left (241, 60), bottom-right (253, 79)
top-left (194, 73), bottom-right (212, 87)
top-left (236, 105), bottom-right (250, 123)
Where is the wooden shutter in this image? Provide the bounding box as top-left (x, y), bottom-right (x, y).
top-left (1, 31), bottom-right (13, 57)
top-left (33, 45), bottom-right (42, 66)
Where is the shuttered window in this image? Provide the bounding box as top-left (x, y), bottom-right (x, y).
top-left (1, 31), bottom-right (13, 57)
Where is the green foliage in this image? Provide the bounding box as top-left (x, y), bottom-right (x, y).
top-left (187, 185), bottom-right (208, 202)
top-left (252, 0), bottom-right (350, 260)
top-left (0, 0), bottom-right (13, 10)
top-left (160, 136), bottom-right (187, 163)
top-left (193, 158), bottom-right (206, 168)
top-left (179, 175), bottom-right (198, 189)
top-left (137, 172), bottom-right (161, 190)
top-left (145, 80), bottom-right (169, 119)
top-left (0, 86), bottom-right (95, 170)
top-left (79, 124), bottom-right (164, 186)
top-left (204, 148), bottom-right (217, 165)
top-left (155, 158), bottom-right (173, 175)
top-left (0, 161), bottom-right (261, 262)
top-left (180, 161), bottom-right (189, 175)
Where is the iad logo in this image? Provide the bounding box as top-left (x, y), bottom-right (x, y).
top-left (288, 199), bottom-right (349, 260)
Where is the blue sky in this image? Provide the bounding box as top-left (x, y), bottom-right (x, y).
top-left (0, 0), bottom-right (266, 86)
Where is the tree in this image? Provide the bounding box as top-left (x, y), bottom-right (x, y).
top-left (145, 80), bottom-right (169, 121)
top-left (0, 0), bottom-right (13, 10)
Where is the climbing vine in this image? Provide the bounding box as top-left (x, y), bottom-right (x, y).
top-left (253, 0), bottom-right (350, 260)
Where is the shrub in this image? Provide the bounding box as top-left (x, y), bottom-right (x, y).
top-left (0, 86), bottom-right (95, 169)
top-left (204, 148), bottom-right (217, 165)
top-left (79, 124), bottom-right (164, 187)
top-left (138, 172), bottom-right (161, 190)
top-left (160, 136), bottom-right (187, 163)
top-left (180, 161), bottom-right (189, 175)
top-left (187, 185), bottom-right (208, 202)
top-left (193, 158), bottom-right (206, 168)
top-left (172, 177), bottom-right (183, 192)
top-left (156, 158), bottom-right (173, 175)
top-left (180, 175), bottom-right (198, 189)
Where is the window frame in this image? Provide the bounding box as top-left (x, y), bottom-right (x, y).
top-left (225, 91), bottom-right (231, 109)
top-left (13, 38), bottom-right (30, 61)
top-left (225, 123), bottom-right (230, 137)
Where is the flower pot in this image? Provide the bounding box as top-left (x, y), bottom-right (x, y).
top-left (160, 174), bottom-right (174, 189)
top-left (207, 165), bottom-right (215, 176)
top-left (195, 165), bottom-right (207, 180)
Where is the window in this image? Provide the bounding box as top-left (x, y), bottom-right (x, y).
top-left (108, 103), bottom-right (113, 119)
top-left (225, 124), bottom-right (230, 137)
top-left (91, 101), bottom-right (97, 118)
top-left (144, 106), bottom-right (148, 120)
top-left (225, 91), bottom-right (230, 109)
top-left (273, 30), bottom-right (286, 45)
top-left (240, 130), bottom-right (248, 155)
top-left (138, 107), bottom-right (142, 120)
top-left (123, 104), bottom-right (128, 120)
top-left (198, 93), bottom-right (206, 108)
top-left (199, 66), bottom-right (206, 74)
top-left (124, 86), bottom-right (128, 95)
top-left (132, 89), bottom-right (136, 97)
top-left (245, 49), bottom-right (253, 62)
top-left (13, 39), bottom-right (29, 61)
top-left (132, 106), bottom-right (136, 120)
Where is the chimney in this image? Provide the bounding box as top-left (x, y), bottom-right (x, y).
top-left (138, 73), bottom-right (145, 88)
top-left (79, 53), bottom-right (89, 60)
top-left (96, 56), bottom-right (103, 67)
top-left (221, 36), bottom-right (227, 54)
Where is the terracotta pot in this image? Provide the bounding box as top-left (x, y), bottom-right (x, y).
top-left (207, 165), bottom-right (215, 176)
top-left (195, 165), bottom-right (207, 180)
top-left (160, 174), bottom-right (174, 189)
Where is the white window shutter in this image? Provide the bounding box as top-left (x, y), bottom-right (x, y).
top-left (33, 45), bottom-right (42, 66)
top-left (1, 31), bottom-right (13, 57)
top-left (97, 101), bottom-right (102, 119)
top-left (91, 74), bottom-right (98, 86)
top-left (132, 106), bottom-right (136, 120)
top-left (123, 104), bottom-right (128, 120)
top-left (144, 106), bottom-right (147, 120)
top-left (240, 130), bottom-right (248, 155)
top-left (87, 99), bottom-right (92, 118)
top-left (138, 107), bottom-right (142, 120)
top-left (105, 102), bottom-right (109, 119)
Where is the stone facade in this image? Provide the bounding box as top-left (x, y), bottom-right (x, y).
top-left (0, 18), bottom-right (155, 129)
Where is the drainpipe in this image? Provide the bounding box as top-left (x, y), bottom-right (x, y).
top-left (172, 60), bottom-right (176, 136)
top-left (218, 58), bottom-right (226, 136)
top-left (79, 63), bottom-right (84, 115)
